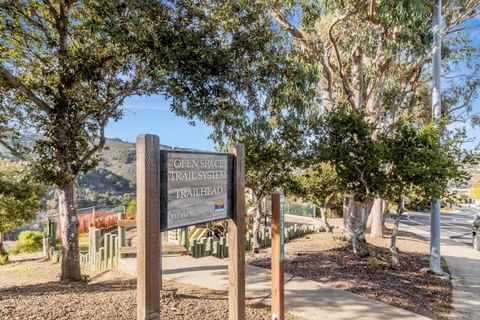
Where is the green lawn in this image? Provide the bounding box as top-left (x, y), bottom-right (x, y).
top-left (79, 233), bottom-right (89, 252)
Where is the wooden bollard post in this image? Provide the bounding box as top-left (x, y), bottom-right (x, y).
top-left (118, 211), bottom-right (126, 248)
top-left (228, 144), bottom-right (246, 320)
top-left (271, 191), bottom-right (285, 320)
top-left (92, 207), bottom-right (97, 228)
top-left (136, 135), bottom-right (161, 320)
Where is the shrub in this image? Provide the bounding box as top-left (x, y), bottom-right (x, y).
top-left (9, 231), bottom-right (43, 255)
top-left (0, 246), bottom-right (8, 265)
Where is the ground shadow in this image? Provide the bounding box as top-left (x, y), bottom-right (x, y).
top-left (249, 241), bottom-right (452, 320)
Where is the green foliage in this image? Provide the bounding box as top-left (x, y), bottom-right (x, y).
top-left (9, 230), bottom-right (43, 255)
top-left (286, 163), bottom-right (340, 209)
top-left (0, 246), bottom-right (8, 265)
top-left (0, 0), bottom-right (283, 186)
top-left (284, 201), bottom-right (315, 217)
top-left (77, 168), bottom-right (132, 202)
top-left (308, 111), bottom-right (477, 205)
top-left (472, 177), bottom-right (480, 200)
top-left (0, 160), bottom-right (45, 233)
top-left (311, 111), bottom-right (385, 200)
top-left (380, 119), bottom-right (477, 203)
top-left (46, 199), bottom-right (57, 210)
top-left (126, 198), bottom-right (136, 219)
top-left (227, 113), bottom-right (306, 205)
top-left (458, 194), bottom-right (470, 203)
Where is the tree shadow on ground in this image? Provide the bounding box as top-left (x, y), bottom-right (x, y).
top-left (250, 241), bottom-right (452, 320)
top-left (0, 278), bottom-right (137, 298)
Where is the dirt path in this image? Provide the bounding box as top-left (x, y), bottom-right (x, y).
top-left (247, 221), bottom-right (452, 320)
top-left (0, 255), bottom-right (302, 320)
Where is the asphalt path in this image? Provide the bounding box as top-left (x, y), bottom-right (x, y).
top-left (400, 206), bottom-right (479, 247)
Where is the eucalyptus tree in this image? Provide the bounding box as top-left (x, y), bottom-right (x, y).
top-left (0, 0), bottom-right (283, 280)
top-left (272, 0), bottom-right (480, 240)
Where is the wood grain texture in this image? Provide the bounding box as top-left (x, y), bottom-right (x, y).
top-left (136, 135), bottom-right (161, 320)
top-left (271, 191), bottom-right (285, 320)
top-left (227, 144), bottom-right (246, 320)
top-left (117, 219), bottom-right (137, 228)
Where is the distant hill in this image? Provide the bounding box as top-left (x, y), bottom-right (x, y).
top-left (0, 135), bottom-right (195, 209)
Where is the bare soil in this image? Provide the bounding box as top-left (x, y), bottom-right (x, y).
top-left (247, 219), bottom-right (452, 320)
top-left (0, 255), bottom-right (302, 320)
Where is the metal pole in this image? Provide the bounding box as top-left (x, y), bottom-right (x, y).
top-left (271, 190), bottom-right (285, 320)
top-left (430, 0), bottom-right (442, 274)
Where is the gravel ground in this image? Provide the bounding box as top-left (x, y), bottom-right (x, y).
top-left (0, 255), bottom-right (302, 320)
top-left (247, 220), bottom-right (452, 320)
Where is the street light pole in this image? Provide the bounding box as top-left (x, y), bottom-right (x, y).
top-left (430, 0), bottom-right (442, 274)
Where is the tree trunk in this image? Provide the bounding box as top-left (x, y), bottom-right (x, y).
top-left (343, 194), bottom-right (369, 257)
top-left (319, 207), bottom-right (332, 232)
top-left (0, 231), bottom-right (4, 252)
top-left (342, 195), bottom-right (354, 241)
top-left (252, 199), bottom-right (263, 253)
top-left (390, 205), bottom-right (403, 267)
top-left (369, 197), bottom-right (385, 238)
top-left (382, 199), bottom-right (389, 224)
top-left (58, 180), bottom-right (81, 281)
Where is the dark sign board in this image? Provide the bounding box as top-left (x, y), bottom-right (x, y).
top-left (160, 150), bottom-right (234, 231)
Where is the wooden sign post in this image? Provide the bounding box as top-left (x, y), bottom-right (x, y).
top-left (271, 190), bottom-right (285, 320)
top-left (136, 135), bottom-right (161, 320)
top-left (228, 144), bottom-right (246, 320)
top-left (136, 135), bottom-right (245, 320)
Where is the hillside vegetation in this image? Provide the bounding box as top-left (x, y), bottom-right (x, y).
top-left (0, 136), bottom-right (193, 209)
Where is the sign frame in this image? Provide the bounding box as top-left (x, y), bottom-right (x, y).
top-left (279, 193), bottom-right (285, 261)
top-left (136, 135), bottom-right (245, 320)
top-left (159, 149), bottom-right (234, 232)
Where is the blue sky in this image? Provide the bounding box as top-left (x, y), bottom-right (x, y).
top-left (106, 16), bottom-right (480, 151)
top-left (106, 95), bottom-right (216, 151)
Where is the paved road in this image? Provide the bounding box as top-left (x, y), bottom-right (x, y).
top-left (398, 207), bottom-right (480, 319)
top-left (400, 207), bottom-right (478, 247)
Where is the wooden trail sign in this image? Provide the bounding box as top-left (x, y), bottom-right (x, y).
top-left (271, 190), bottom-right (285, 320)
top-left (160, 150), bottom-right (234, 231)
top-left (136, 134), bottom-right (245, 320)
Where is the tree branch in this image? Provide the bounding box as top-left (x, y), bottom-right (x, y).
top-left (328, 12), bottom-right (357, 109)
top-left (42, 0), bottom-right (59, 24)
top-left (0, 139), bottom-right (27, 160)
top-left (0, 65), bottom-right (51, 113)
top-left (271, 8), bottom-right (313, 53)
top-left (74, 118), bottom-right (107, 175)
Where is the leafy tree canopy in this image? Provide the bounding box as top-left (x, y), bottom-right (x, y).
top-left (380, 118), bottom-right (477, 203)
top-left (285, 162), bottom-right (340, 208)
top-left (0, 0), bottom-right (285, 185)
top-left (0, 160), bottom-right (45, 233)
top-left (311, 110), bottom-right (386, 201)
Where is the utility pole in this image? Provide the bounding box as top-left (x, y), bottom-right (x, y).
top-left (430, 0), bottom-right (442, 274)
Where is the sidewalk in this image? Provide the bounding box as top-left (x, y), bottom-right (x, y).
top-left (400, 218), bottom-right (480, 319)
top-left (119, 255), bottom-right (426, 320)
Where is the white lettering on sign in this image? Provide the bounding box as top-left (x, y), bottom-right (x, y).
top-left (168, 170), bottom-right (227, 181)
top-left (175, 186), bottom-right (223, 199)
top-left (172, 159), bottom-right (226, 169)
top-left (162, 151), bottom-right (232, 231)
